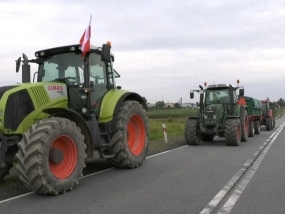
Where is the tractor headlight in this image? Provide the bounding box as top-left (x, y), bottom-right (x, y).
top-left (213, 115), bottom-right (216, 119)
top-left (204, 115), bottom-right (207, 119)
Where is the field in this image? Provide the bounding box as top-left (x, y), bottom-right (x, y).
top-left (147, 108), bottom-right (285, 141)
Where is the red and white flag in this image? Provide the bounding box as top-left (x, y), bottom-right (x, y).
top-left (79, 15), bottom-right (92, 57)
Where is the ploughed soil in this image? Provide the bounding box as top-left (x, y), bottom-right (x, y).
top-left (0, 136), bottom-right (186, 201)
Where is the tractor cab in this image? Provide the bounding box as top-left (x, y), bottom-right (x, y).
top-left (16, 43), bottom-right (120, 117)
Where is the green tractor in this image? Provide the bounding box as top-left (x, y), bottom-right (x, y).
top-left (184, 81), bottom-right (248, 146)
top-left (0, 42), bottom-right (149, 195)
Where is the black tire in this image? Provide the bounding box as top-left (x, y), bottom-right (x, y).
top-left (184, 119), bottom-right (201, 145)
top-left (248, 121), bottom-right (254, 137)
top-left (201, 134), bottom-right (214, 142)
top-left (107, 101), bottom-right (149, 168)
top-left (240, 108), bottom-right (249, 142)
top-left (16, 117), bottom-right (86, 195)
top-left (225, 119), bottom-right (241, 146)
top-left (254, 120), bottom-right (260, 135)
top-left (266, 118), bottom-right (272, 131)
top-left (0, 163), bottom-right (12, 182)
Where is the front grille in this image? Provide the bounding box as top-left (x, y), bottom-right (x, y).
top-left (4, 89), bottom-right (35, 131)
top-left (30, 86), bottom-right (49, 107)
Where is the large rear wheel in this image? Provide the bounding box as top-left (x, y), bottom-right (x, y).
top-left (184, 119), bottom-right (201, 145)
top-left (107, 101), bottom-right (149, 168)
top-left (16, 117), bottom-right (86, 195)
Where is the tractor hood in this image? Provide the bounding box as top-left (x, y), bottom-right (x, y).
top-left (204, 104), bottom-right (225, 124)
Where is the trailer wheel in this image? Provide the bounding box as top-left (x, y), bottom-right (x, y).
top-left (16, 117), bottom-right (86, 195)
top-left (107, 101), bottom-right (149, 169)
top-left (266, 118), bottom-right (272, 131)
top-left (254, 120), bottom-right (260, 134)
top-left (201, 134), bottom-right (214, 142)
top-left (240, 108), bottom-right (249, 142)
top-left (248, 121), bottom-right (254, 137)
top-left (0, 163), bottom-right (12, 182)
top-left (225, 119), bottom-right (241, 146)
top-left (185, 119), bottom-right (201, 145)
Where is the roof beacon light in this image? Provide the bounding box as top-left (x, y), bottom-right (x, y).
top-left (204, 82), bottom-right (207, 87)
top-left (107, 41), bottom-right (111, 47)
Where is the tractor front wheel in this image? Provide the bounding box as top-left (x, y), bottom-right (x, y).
top-left (0, 163), bottom-right (12, 182)
top-left (107, 101), bottom-right (149, 168)
top-left (225, 119), bottom-right (241, 146)
top-left (16, 117), bottom-right (86, 195)
top-left (184, 119), bottom-right (201, 145)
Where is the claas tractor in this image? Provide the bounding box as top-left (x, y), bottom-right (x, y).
top-left (184, 80), bottom-right (249, 146)
top-left (0, 42), bottom-right (149, 195)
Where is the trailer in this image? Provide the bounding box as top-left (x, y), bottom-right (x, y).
top-left (239, 96), bottom-right (263, 136)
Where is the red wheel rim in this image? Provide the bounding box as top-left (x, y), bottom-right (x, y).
top-left (49, 135), bottom-right (78, 179)
top-left (127, 114), bottom-right (146, 155)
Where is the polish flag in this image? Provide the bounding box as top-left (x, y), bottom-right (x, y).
top-left (79, 15), bottom-right (92, 57)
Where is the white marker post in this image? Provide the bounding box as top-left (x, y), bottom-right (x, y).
top-left (162, 124), bottom-right (168, 143)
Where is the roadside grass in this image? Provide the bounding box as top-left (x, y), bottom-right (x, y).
top-left (276, 108), bottom-right (285, 119)
top-left (147, 108), bottom-right (197, 119)
top-left (147, 108), bottom-right (285, 141)
top-left (149, 117), bottom-right (187, 141)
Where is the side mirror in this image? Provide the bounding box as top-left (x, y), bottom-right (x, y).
top-left (190, 91), bottom-right (194, 99)
top-left (15, 57), bottom-right (21, 73)
top-left (101, 43), bottom-right (111, 62)
top-left (239, 88), bottom-right (244, 96)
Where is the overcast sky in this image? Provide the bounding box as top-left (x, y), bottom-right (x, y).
top-left (0, 0), bottom-right (284, 104)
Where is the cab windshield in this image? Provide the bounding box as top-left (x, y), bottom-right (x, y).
top-left (39, 53), bottom-right (85, 85)
top-left (205, 89), bottom-right (230, 104)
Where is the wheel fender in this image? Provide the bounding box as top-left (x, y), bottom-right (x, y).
top-left (99, 90), bottom-right (146, 123)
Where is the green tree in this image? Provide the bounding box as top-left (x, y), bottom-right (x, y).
top-left (174, 103), bottom-right (180, 108)
top-left (155, 101), bottom-right (165, 109)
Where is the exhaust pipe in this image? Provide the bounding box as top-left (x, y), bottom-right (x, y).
top-left (15, 53), bottom-right (31, 83)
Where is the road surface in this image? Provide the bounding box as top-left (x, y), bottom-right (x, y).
top-left (0, 117), bottom-right (284, 214)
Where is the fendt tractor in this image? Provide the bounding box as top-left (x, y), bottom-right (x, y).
top-left (184, 80), bottom-right (249, 146)
top-left (260, 98), bottom-right (276, 131)
top-left (0, 42), bottom-right (149, 195)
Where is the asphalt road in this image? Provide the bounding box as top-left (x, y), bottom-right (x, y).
top-left (0, 117), bottom-right (284, 214)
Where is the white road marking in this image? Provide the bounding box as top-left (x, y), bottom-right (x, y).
top-left (217, 123), bottom-right (285, 214)
top-left (147, 145), bottom-right (187, 158)
top-left (200, 122), bottom-right (285, 214)
top-left (0, 144), bottom-right (187, 204)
